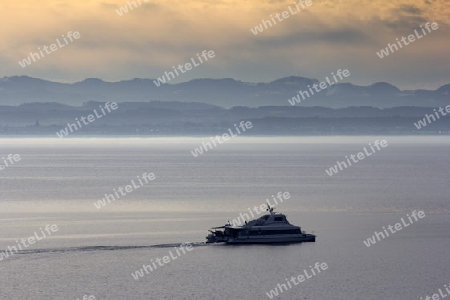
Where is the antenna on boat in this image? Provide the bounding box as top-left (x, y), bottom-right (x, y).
top-left (266, 203), bottom-right (274, 214)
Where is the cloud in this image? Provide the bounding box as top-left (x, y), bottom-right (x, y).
top-left (395, 4), bottom-right (423, 15)
top-left (0, 0), bottom-right (448, 89)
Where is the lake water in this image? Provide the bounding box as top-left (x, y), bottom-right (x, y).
top-left (0, 137), bottom-right (449, 299)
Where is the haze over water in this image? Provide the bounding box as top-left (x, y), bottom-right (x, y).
top-left (0, 137), bottom-right (449, 299)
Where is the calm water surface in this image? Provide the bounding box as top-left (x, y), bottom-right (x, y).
top-left (0, 137), bottom-right (449, 299)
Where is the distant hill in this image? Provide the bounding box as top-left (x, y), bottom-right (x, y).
top-left (0, 76), bottom-right (448, 108)
top-left (1, 102), bottom-right (449, 136)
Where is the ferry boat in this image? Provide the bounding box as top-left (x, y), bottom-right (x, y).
top-left (206, 205), bottom-right (316, 244)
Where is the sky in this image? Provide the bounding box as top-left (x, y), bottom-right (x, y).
top-left (1, 0), bottom-right (449, 90)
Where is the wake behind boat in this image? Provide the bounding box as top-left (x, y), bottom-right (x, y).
top-left (206, 205), bottom-right (316, 244)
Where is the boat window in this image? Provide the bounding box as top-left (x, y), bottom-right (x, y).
top-left (274, 216), bottom-right (284, 221)
top-left (249, 229), bottom-right (301, 235)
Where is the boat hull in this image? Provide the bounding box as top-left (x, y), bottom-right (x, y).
top-left (224, 234), bottom-right (316, 244)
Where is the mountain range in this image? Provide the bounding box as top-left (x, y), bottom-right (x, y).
top-left (1, 76), bottom-right (449, 108)
top-left (1, 102), bottom-right (449, 136)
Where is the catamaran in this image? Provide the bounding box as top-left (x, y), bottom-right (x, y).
top-left (206, 205), bottom-right (316, 244)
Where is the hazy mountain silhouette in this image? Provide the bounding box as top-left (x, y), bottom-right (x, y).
top-left (1, 101), bottom-right (449, 136)
top-left (0, 76), bottom-right (448, 108)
